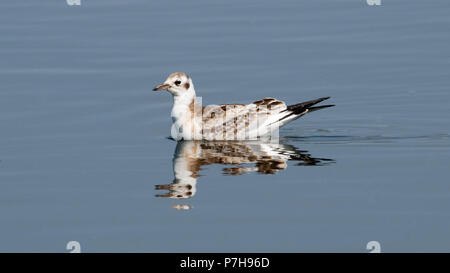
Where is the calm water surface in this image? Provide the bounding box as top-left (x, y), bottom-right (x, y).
top-left (1, 0), bottom-right (450, 252)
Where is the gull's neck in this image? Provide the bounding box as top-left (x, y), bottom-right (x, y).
top-left (171, 87), bottom-right (198, 127)
top-left (170, 87), bottom-right (200, 140)
top-left (172, 88), bottom-right (196, 109)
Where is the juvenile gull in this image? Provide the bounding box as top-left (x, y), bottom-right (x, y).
top-left (153, 72), bottom-right (334, 141)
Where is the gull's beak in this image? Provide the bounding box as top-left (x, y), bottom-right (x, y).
top-left (153, 83), bottom-right (171, 91)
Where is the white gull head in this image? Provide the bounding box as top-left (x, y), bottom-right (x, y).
top-left (153, 72), bottom-right (195, 97)
top-left (153, 72), bottom-right (199, 140)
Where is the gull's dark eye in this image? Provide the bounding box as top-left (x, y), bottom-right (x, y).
top-left (174, 80), bottom-right (181, 85)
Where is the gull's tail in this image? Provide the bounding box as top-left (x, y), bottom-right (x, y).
top-left (276, 97), bottom-right (335, 126)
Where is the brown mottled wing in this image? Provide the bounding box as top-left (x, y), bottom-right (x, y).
top-left (251, 97), bottom-right (287, 113)
top-left (201, 98), bottom-right (287, 138)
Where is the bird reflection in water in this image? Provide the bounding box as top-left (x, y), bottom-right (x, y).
top-left (156, 140), bottom-right (334, 209)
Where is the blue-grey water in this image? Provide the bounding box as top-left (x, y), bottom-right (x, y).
top-left (1, 0), bottom-right (449, 252)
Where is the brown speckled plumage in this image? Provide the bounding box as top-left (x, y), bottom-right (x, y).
top-left (195, 98), bottom-right (287, 139)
